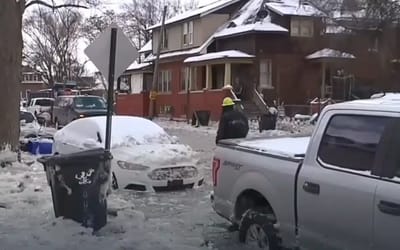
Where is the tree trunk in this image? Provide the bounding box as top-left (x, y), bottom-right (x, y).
top-left (0, 1), bottom-right (24, 150)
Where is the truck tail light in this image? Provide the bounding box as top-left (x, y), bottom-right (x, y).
top-left (212, 158), bottom-right (221, 187)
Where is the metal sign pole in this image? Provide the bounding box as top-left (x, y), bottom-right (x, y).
top-left (105, 28), bottom-right (117, 152)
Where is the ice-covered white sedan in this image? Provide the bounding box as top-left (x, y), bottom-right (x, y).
top-left (52, 116), bottom-right (204, 192)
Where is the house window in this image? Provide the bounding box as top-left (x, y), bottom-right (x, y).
top-left (189, 21), bottom-right (193, 44)
top-left (318, 115), bottom-right (391, 172)
top-left (291, 18), bottom-right (314, 37)
top-left (181, 67), bottom-right (190, 91)
top-left (161, 28), bottom-right (168, 49)
top-left (260, 59), bottom-right (273, 89)
top-left (158, 70), bottom-right (172, 93)
top-left (183, 21), bottom-right (193, 45)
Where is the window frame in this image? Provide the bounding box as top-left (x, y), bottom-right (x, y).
top-left (183, 22), bottom-right (188, 45)
top-left (158, 70), bottom-right (172, 93)
top-left (188, 21), bottom-right (193, 45)
top-left (259, 59), bottom-right (273, 89)
top-left (161, 28), bottom-right (168, 49)
top-left (316, 113), bottom-right (396, 177)
top-left (290, 18), bottom-right (314, 37)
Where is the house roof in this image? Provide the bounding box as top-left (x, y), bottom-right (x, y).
top-left (147, 0), bottom-right (243, 30)
top-left (266, 0), bottom-right (323, 17)
top-left (306, 48), bottom-right (356, 60)
top-left (214, 19), bottom-right (288, 38)
top-left (214, 0), bottom-right (288, 38)
top-left (138, 40), bottom-right (152, 53)
top-left (126, 61), bottom-right (152, 71)
top-left (184, 50), bottom-right (254, 63)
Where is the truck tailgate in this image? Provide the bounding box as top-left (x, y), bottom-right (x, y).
top-left (234, 136), bottom-right (310, 159)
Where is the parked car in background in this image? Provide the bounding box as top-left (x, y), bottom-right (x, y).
top-left (52, 115), bottom-right (204, 192)
top-left (20, 110), bottom-right (41, 138)
top-left (27, 97), bottom-right (54, 120)
top-left (212, 94), bottom-right (400, 250)
top-left (52, 95), bottom-right (108, 128)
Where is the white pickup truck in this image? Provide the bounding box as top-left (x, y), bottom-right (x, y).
top-left (211, 94), bottom-right (400, 250)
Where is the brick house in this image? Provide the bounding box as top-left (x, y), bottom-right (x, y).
top-left (116, 0), bottom-right (400, 119)
top-left (116, 0), bottom-right (248, 120)
top-left (20, 65), bottom-right (47, 99)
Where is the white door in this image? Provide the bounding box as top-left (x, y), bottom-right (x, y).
top-left (371, 118), bottom-right (400, 250)
top-left (298, 111), bottom-right (393, 250)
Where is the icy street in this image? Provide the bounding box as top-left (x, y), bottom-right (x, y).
top-left (0, 119), bottom-right (312, 250)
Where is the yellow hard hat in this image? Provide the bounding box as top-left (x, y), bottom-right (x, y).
top-left (222, 97), bottom-right (235, 107)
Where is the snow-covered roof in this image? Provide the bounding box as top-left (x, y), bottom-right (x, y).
top-left (184, 50), bottom-right (254, 63)
top-left (214, 0), bottom-right (288, 38)
top-left (306, 48), bottom-right (356, 60)
top-left (138, 40), bottom-right (152, 53)
top-left (148, 0), bottom-right (242, 30)
top-left (126, 61), bottom-right (152, 71)
top-left (266, 0), bottom-right (322, 17)
top-left (215, 20), bottom-right (287, 38)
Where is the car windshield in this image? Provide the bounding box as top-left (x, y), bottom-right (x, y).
top-left (20, 111), bottom-right (35, 123)
top-left (35, 99), bottom-right (53, 106)
top-left (73, 96), bottom-right (106, 110)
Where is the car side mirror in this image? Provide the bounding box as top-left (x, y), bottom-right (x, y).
top-left (82, 138), bottom-right (99, 149)
top-left (37, 117), bottom-right (46, 126)
top-left (20, 120), bottom-right (26, 126)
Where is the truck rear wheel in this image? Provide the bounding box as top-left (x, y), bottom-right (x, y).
top-left (239, 208), bottom-right (281, 250)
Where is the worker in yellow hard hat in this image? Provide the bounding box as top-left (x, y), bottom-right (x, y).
top-left (216, 97), bottom-right (249, 144)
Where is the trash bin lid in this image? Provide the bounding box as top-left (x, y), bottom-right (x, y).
top-left (39, 148), bottom-right (112, 166)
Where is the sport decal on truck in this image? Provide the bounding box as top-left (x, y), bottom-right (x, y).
top-left (223, 160), bottom-right (242, 171)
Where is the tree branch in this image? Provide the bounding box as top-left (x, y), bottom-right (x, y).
top-left (25, 1), bottom-right (88, 10)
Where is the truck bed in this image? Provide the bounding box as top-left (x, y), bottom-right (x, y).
top-left (220, 136), bottom-right (310, 160)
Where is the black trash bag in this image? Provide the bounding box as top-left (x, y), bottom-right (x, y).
top-left (38, 148), bottom-right (112, 232)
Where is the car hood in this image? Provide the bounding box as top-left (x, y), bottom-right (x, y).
top-left (112, 144), bottom-right (197, 168)
top-left (20, 122), bottom-right (41, 137)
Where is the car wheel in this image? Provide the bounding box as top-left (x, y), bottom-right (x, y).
top-left (239, 208), bottom-right (281, 250)
top-left (111, 173), bottom-right (119, 190)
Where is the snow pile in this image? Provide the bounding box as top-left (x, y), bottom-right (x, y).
top-left (266, 0), bottom-right (322, 16)
top-left (306, 48), bottom-right (356, 59)
top-left (114, 144), bottom-right (197, 167)
top-left (214, 0), bottom-right (288, 38)
top-left (238, 136), bottom-right (310, 158)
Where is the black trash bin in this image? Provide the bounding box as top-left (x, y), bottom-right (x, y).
top-left (38, 148), bottom-right (112, 231)
top-left (191, 110), bottom-right (210, 127)
top-left (259, 113), bottom-right (277, 132)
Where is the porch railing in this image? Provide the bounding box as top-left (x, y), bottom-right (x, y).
top-left (253, 88), bottom-right (269, 114)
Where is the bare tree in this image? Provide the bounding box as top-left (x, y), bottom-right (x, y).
top-left (24, 7), bottom-right (85, 86)
top-left (80, 9), bottom-right (117, 43)
top-left (118, 0), bottom-right (199, 49)
top-left (310, 0), bottom-right (400, 30)
top-left (0, 0), bottom-right (96, 151)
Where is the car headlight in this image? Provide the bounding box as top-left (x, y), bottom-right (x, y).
top-left (117, 161), bottom-right (150, 171)
top-left (182, 166), bottom-right (198, 178)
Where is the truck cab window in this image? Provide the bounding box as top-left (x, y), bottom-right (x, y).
top-left (318, 115), bottom-right (391, 172)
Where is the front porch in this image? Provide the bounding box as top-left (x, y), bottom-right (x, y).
top-left (183, 50), bottom-right (255, 100)
top-left (306, 48), bottom-right (356, 101)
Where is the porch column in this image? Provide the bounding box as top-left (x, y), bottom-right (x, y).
top-left (321, 62), bottom-right (326, 98)
top-left (224, 63), bottom-right (231, 86)
top-left (206, 64), bottom-right (212, 89)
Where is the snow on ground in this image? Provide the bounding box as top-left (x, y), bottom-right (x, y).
top-left (0, 118), bottom-right (313, 250)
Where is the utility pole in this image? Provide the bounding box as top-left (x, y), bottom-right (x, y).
top-left (149, 5), bottom-right (167, 119)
